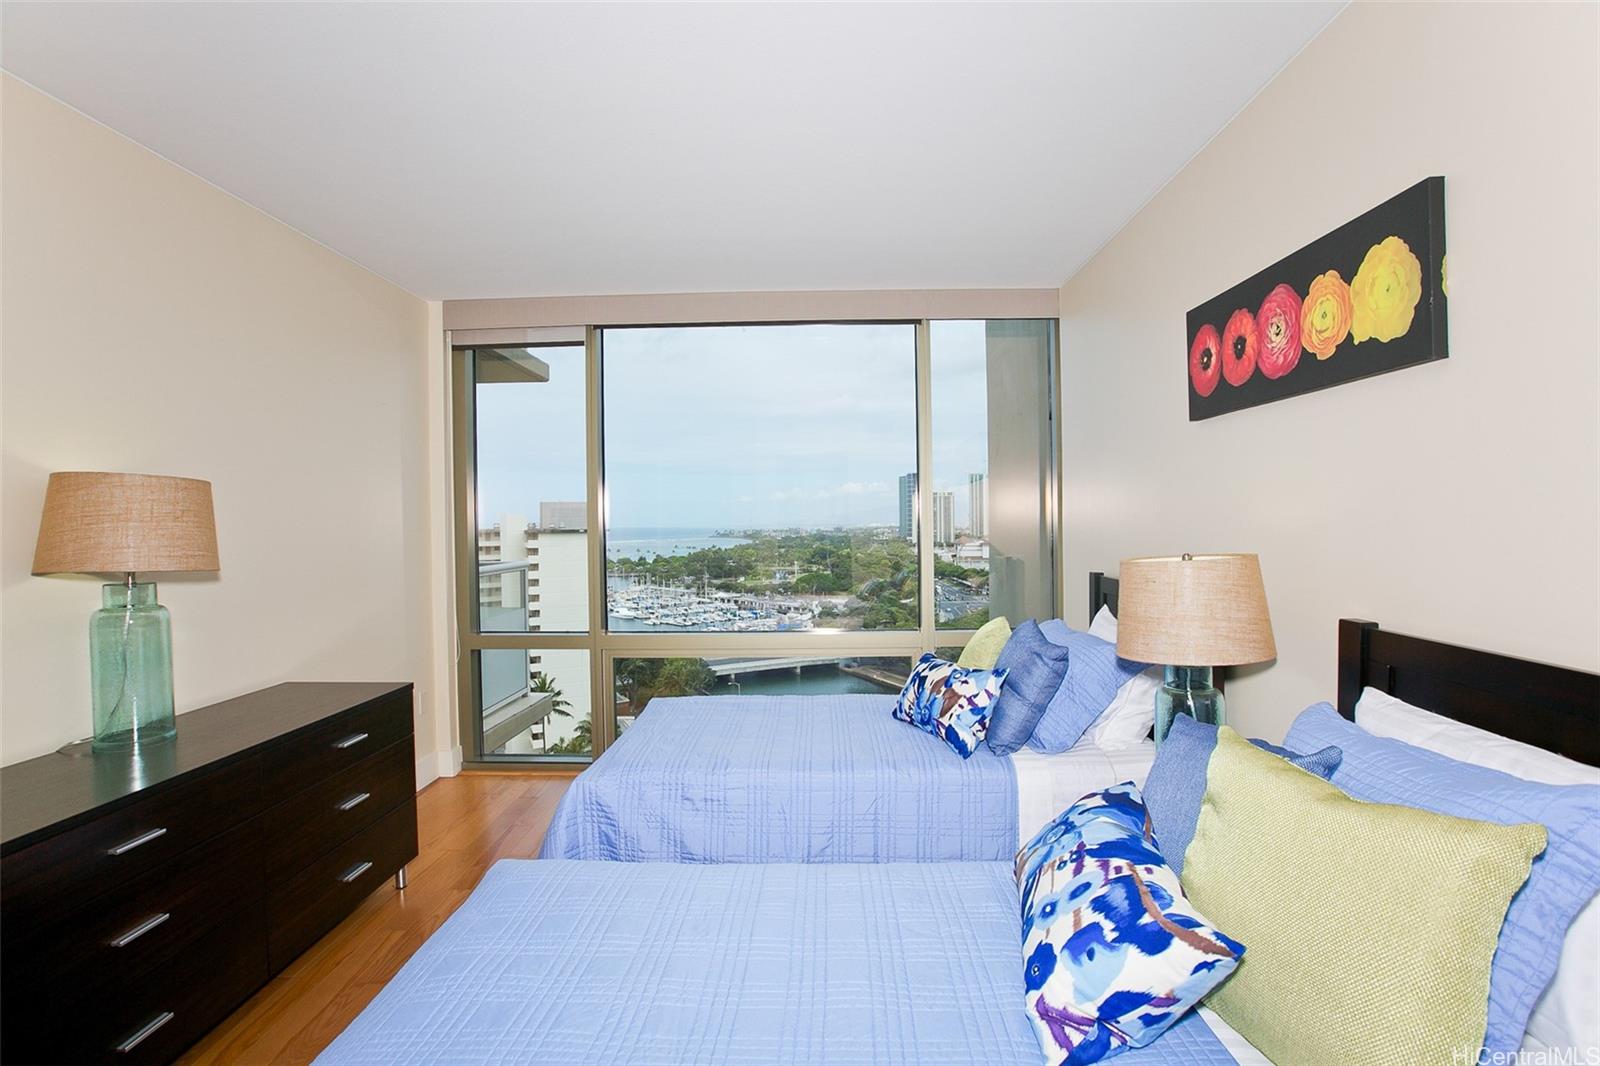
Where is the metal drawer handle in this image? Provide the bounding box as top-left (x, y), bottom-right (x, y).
top-left (115, 1011), bottom-right (174, 1054)
top-left (110, 912), bottom-right (171, 948)
top-left (332, 732), bottom-right (369, 750)
top-left (338, 860), bottom-right (374, 883)
top-left (336, 791), bottom-right (371, 812)
top-left (107, 827), bottom-right (168, 856)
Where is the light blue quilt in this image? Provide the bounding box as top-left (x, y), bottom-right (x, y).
top-left (315, 860), bottom-right (1241, 1066)
top-left (538, 694), bottom-right (1020, 862)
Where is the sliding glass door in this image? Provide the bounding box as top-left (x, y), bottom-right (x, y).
top-left (453, 319), bottom-right (1057, 764)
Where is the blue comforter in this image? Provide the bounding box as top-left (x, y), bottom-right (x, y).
top-left (538, 694), bottom-right (1019, 862)
top-left (315, 860), bottom-right (1240, 1065)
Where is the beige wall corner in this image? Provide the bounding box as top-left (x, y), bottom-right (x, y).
top-left (0, 74), bottom-right (438, 768)
top-left (1057, 3), bottom-right (1600, 740)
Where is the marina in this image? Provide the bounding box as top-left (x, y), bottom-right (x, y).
top-left (607, 577), bottom-right (816, 632)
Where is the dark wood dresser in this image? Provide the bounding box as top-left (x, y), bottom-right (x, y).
top-left (0, 682), bottom-right (417, 1065)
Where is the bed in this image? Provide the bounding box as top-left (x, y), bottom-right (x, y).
top-left (539, 577), bottom-right (1145, 863)
top-left (314, 859), bottom-right (1260, 1066)
top-left (321, 618), bottom-right (1598, 1066)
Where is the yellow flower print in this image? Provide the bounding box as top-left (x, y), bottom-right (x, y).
top-left (1441, 254), bottom-right (1448, 297)
top-left (1350, 235), bottom-right (1423, 344)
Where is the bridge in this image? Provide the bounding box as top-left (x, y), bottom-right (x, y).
top-left (702, 656), bottom-right (847, 677)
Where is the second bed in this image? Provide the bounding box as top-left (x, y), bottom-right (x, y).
top-left (538, 692), bottom-right (1154, 863)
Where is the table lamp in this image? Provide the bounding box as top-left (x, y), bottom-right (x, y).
top-left (32, 472), bottom-right (219, 752)
top-left (1116, 553), bottom-right (1275, 744)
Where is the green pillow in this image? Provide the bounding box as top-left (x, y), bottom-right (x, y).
top-left (1184, 728), bottom-right (1546, 1066)
top-left (955, 616), bottom-right (1010, 669)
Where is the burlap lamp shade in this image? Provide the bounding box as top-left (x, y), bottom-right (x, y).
top-left (1116, 553), bottom-right (1275, 666)
top-left (32, 472), bottom-right (219, 575)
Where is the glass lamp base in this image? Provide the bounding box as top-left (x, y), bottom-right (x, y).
top-left (90, 580), bottom-right (177, 753)
top-left (1153, 665), bottom-right (1225, 745)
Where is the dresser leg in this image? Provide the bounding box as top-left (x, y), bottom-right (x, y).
top-left (394, 865), bottom-right (408, 890)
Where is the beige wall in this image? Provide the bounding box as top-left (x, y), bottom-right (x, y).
top-left (0, 75), bottom-right (448, 779)
top-left (1059, 3), bottom-right (1599, 741)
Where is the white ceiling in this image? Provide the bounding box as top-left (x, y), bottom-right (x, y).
top-left (1, 2), bottom-right (1341, 300)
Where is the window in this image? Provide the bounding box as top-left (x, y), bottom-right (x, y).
top-left (601, 324), bottom-right (919, 633)
top-left (930, 320), bottom-right (1056, 628)
top-left (454, 319), bottom-right (1057, 764)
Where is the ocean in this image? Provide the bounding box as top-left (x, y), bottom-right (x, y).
top-left (605, 527), bottom-right (751, 559)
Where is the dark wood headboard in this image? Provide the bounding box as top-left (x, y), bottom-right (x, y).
top-left (1088, 571), bottom-right (1119, 618)
top-left (1337, 618), bottom-right (1600, 766)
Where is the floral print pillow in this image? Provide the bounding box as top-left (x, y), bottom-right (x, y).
top-left (892, 653), bottom-right (1008, 759)
top-left (1016, 783), bottom-right (1245, 1064)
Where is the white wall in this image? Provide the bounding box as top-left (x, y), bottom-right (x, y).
top-left (1059, 2), bottom-right (1599, 741)
top-left (0, 75), bottom-right (449, 780)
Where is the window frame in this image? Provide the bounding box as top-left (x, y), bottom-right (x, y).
top-left (452, 319), bottom-right (1060, 767)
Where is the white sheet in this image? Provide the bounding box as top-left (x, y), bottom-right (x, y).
top-left (1198, 1007), bottom-right (1273, 1065)
top-left (1012, 740), bottom-right (1157, 844)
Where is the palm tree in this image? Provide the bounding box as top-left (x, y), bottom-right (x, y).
top-left (529, 672), bottom-right (571, 753)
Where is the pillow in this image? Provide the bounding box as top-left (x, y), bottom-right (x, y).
top-left (1142, 712), bottom-right (1342, 874)
top-left (957, 615), bottom-right (1011, 669)
top-left (1285, 703), bottom-right (1600, 1054)
top-left (1083, 607), bottom-right (1164, 749)
top-left (1028, 621), bottom-right (1150, 754)
top-left (1356, 686), bottom-right (1600, 787)
top-left (1185, 728), bottom-right (1547, 1066)
top-left (891, 653), bottom-right (1007, 758)
top-left (985, 621), bottom-right (1071, 756)
top-left (1359, 684), bottom-right (1599, 1056)
top-left (1017, 783), bottom-right (1244, 1064)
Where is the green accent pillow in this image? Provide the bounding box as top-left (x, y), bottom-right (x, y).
top-left (1184, 728), bottom-right (1546, 1066)
top-left (955, 616), bottom-right (1010, 669)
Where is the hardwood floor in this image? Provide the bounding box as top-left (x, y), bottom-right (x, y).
top-left (179, 771), bottom-right (575, 1065)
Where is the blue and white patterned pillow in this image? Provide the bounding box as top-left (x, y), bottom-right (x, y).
top-left (893, 653), bottom-right (1008, 758)
top-left (1017, 783), bottom-right (1245, 1064)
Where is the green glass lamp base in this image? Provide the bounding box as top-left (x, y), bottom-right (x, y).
top-left (1153, 665), bottom-right (1225, 745)
top-left (90, 578), bottom-right (177, 753)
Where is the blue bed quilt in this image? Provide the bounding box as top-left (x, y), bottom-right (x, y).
top-left (538, 694), bottom-right (1020, 862)
top-left (315, 860), bottom-right (1241, 1066)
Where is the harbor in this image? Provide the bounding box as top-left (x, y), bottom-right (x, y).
top-left (607, 577), bottom-right (816, 632)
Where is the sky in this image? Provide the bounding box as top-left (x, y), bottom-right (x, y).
top-left (473, 321), bottom-right (1006, 531)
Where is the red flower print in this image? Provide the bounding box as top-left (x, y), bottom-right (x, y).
top-left (1189, 324), bottom-right (1222, 398)
top-left (1255, 284), bottom-right (1303, 380)
top-left (1221, 308), bottom-right (1258, 387)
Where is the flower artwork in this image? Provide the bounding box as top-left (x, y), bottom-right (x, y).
top-left (1186, 177), bottom-right (1447, 420)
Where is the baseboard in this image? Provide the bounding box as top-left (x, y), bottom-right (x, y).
top-left (413, 746), bottom-right (464, 790)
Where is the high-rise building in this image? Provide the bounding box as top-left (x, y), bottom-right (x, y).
top-left (898, 472), bottom-right (918, 541)
top-left (477, 512), bottom-right (591, 756)
top-left (539, 500), bottom-right (586, 530)
top-left (968, 473), bottom-right (987, 538)
top-left (933, 491), bottom-right (955, 546)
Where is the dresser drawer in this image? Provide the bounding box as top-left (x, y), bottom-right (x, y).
top-left (3, 819), bottom-right (262, 1003)
top-left (261, 687), bottom-right (412, 802)
top-left (0, 755), bottom-right (262, 924)
top-left (4, 899), bottom-right (267, 1066)
top-left (262, 736), bottom-right (415, 882)
top-left (268, 800), bottom-right (418, 973)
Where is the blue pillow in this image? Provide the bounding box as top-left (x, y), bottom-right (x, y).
top-left (1017, 783), bottom-right (1245, 1063)
top-left (1286, 701), bottom-right (1600, 1054)
top-left (1026, 621), bottom-right (1150, 753)
top-left (985, 620), bottom-right (1071, 755)
top-left (891, 653), bottom-right (1008, 759)
top-left (1143, 713), bottom-right (1342, 875)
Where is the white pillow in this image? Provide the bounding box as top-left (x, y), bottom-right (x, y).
top-left (1355, 686), bottom-right (1600, 786)
top-left (1355, 686), bottom-right (1600, 1056)
top-left (1082, 605), bottom-right (1162, 748)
